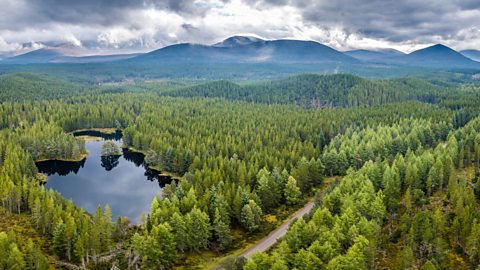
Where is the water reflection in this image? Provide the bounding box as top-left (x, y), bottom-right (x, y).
top-left (37, 159), bottom-right (86, 176)
top-left (122, 148), bottom-right (145, 167)
top-left (73, 130), bottom-right (123, 141)
top-left (101, 155), bottom-right (120, 171)
top-left (35, 131), bottom-right (173, 222)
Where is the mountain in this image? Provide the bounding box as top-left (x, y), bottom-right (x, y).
top-left (2, 44), bottom-right (140, 64)
top-left (213, 35), bottom-right (263, 47)
top-left (460, 50), bottom-right (480, 62)
top-left (131, 36), bottom-right (358, 64)
top-left (344, 48), bottom-right (405, 61)
top-left (392, 44), bottom-right (480, 68)
top-left (54, 53), bottom-right (143, 63)
top-left (3, 48), bottom-right (65, 64)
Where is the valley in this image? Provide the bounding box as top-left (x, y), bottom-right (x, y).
top-left (0, 69), bottom-right (479, 269)
top-left (36, 131), bottom-right (172, 223)
top-left (0, 5), bottom-right (480, 267)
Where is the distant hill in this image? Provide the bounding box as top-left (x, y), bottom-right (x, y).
top-left (160, 73), bottom-right (447, 107)
top-left (54, 53), bottom-right (142, 63)
top-left (4, 48), bottom-right (65, 64)
top-left (0, 37), bottom-right (478, 80)
top-left (130, 36), bottom-right (358, 64)
top-left (344, 49), bottom-right (405, 61)
top-left (3, 44), bottom-right (140, 64)
top-left (391, 44), bottom-right (480, 68)
top-left (460, 50), bottom-right (480, 62)
top-left (213, 35), bottom-right (263, 47)
top-left (0, 73), bottom-right (89, 101)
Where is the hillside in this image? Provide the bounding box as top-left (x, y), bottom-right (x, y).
top-left (130, 36), bottom-right (358, 64)
top-left (461, 49), bottom-right (480, 61)
top-left (344, 48), bottom-right (405, 61)
top-left (3, 45), bottom-right (139, 64)
top-left (393, 44), bottom-right (480, 68)
top-left (4, 48), bottom-right (65, 64)
top-left (161, 74), bottom-right (448, 107)
top-left (0, 73), bottom-right (88, 101)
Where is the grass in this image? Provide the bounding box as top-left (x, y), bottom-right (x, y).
top-left (76, 135), bottom-right (103, 142)
top-left (70, 127), bottom-right (118, 134)
top-left (34, 152), bottom-right (88, 163)
top-left (0, 207), bottom-right (57, 269)
top-left (0, 207), bottom-right (47, 248)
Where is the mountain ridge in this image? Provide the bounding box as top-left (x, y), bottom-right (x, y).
top-left (461, 49), bottom-right (480, 62)
top-left (131, 37), bottom-right (358, 64)
top-left (1, 36), bottom-right (479, 71)
top-left (390, 44), bottom-right (480, 68)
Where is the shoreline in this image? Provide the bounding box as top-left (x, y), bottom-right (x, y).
top-left (36, 127), bottom-right (181, 181)
top-left (35, 152), bottom-right (88, 163)
top-left (122, 146), bottom-right (182, 180)
top-left (69, 127), bottom-right (118, 135)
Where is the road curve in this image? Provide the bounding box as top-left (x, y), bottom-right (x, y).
top-left (241, 200), bottom-right (315, 258)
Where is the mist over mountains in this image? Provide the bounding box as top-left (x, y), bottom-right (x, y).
top-left (2, 36), bottom-right (479, 69)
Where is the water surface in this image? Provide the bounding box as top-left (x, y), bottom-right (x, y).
top-left (36, 134), bottom-right (171, 222)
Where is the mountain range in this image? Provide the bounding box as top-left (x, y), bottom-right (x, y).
top-left (133, 36), bottom-right (358, 64)
top-left (461, 50), bottom-right (480, 62)
top-left (344, 48), bottom-right (405, 61)
top-left (1, 36), bottom-right (479, 70)
top-left (1, 44), bottom-right (140, 64)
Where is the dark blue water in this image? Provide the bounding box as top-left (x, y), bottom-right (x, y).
top-left (36, 134), bottom-right (172, 223)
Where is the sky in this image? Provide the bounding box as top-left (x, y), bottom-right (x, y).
top-left (0, 0), bottom-right (479, 56)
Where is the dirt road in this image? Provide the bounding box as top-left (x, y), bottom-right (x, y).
top-left (240, 200), bottom-right (315, 258)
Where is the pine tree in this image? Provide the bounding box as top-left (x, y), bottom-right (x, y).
top-left (153, 223), bottom-right (177, 267)
top-left (24, 239), bottom-right (49, 270)
top-left (213, 208), bottom-right (232, 251)
top-left (170, 212), bottom-right (188, 252)
top-left (7, 244), bottom-right (25, 270)
top-left (185, 207), bottom-right (211, 251)
top-left (241, 200), bottom-right (263, 232)
top-left (420, 260), bottom-right (437, 270)
top-left (294, 249), bottom-right (323, 270)
top-left (52, 220), bottom-right (66, 258)
top-left (292, 157), bottom-right (312, 192)
top-left (466, 220), bottom-right (480, 264)
top-left (383, 166), bottom-right (401, 213)
top-left (74, 234), bottom-right (86, 267)
top-left (256, 170), bottom-right (281, 211)
top-left (284, 176), bottom-right (301, 205)
top-left (64, 215), bottom-right (76, 261)
top-left (101, 141), bottom-right (121, 156)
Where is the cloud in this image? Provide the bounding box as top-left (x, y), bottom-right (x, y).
top-left (248, 0), bottom-right (480, 47)
top-left (0, 0), bottom-right (479, 55)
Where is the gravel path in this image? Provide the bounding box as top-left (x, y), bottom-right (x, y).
top-left (241, 200), bottom-right (315, 258)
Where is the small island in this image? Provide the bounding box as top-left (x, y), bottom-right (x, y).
top-left (101, 141), bottom-right (122, 156)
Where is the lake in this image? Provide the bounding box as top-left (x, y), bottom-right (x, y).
top-left (36, 131), bottom-right (172, 223)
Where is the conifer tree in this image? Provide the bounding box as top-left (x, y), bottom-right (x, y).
top-left (284, 176), bottom-right (301, 205)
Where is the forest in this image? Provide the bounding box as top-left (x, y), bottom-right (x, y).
top-left (0, 71), bottom-right (480, 269)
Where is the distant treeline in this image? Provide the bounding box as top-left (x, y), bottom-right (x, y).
top-left (159, 74), bottom-right (461, 108)
top-left (1, 73), bottom-right (478, 111)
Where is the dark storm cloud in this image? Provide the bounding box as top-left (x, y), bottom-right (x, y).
top-left (3, 0), bottom-right (478, 41)
top-left (247, 0), bottom-right (480, 42)
top-left (0, 0), bottom-right (479, 54)
top-left (31, 0), bottom-right (206, 23)
top-left (1, 0), bottom-right (227, 29)
top-left (182, 23), bottom-right (198, 31)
